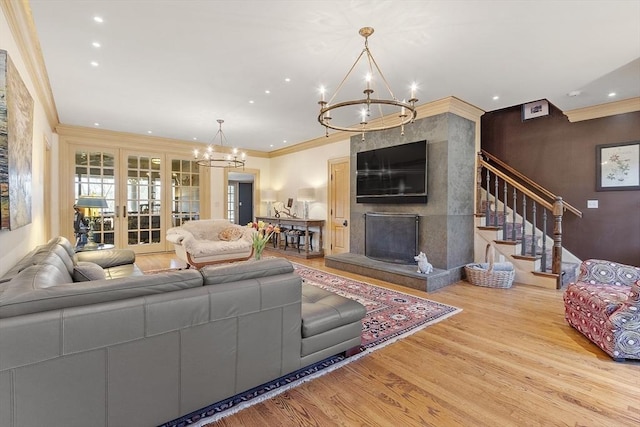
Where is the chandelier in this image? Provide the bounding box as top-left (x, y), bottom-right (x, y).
top-left (193, 119), bottom-right (246, 169)
top-left (318, 27), bottom-right (418, 141)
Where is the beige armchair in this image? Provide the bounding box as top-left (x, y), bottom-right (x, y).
top-left (166, 219), bottom-right (254, 269)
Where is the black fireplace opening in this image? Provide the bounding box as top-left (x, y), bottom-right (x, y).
top-left (364, 212), bottom-right (419, 264)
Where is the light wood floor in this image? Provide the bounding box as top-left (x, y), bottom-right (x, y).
top-left (136, 251), bottom-right (640, 427)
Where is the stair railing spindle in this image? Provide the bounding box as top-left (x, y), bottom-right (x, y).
top-left (485, 169), bottom-right (491, 225)
top-left (521, 195), bottom-right (527, 256)
top-left (503, 180), bottom-right (508, 240)
top-left (494, 175), bottom-right (499, 227)
top-left (541, 210), bottom-right (547, 272)
top-left (512, 188), bottom-right (517, 241)
top-left (531, 202), bottom-right (537, 258)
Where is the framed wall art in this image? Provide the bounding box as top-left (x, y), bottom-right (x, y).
top-left (0, 49), bottom-right (34, 231)
top-left (596, 141), bottom-right (640, 191)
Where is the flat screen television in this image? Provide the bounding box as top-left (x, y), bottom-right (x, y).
top-left (356, 140), bottom-right (428, 204)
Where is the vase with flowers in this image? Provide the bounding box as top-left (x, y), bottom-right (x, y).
top-left (247, 220), bottom-right (275, 260)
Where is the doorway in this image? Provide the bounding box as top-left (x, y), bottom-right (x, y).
top-left (227, 170), bottom-right (259, 224)
top-left (328, 157), bottom-right (350, 255)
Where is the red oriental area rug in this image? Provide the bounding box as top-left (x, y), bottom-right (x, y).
top-left (293, 263), bottom-right (462, 351)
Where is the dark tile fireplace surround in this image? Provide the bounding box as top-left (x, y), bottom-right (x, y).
top-left (325, 112), bottom-right (476, 292)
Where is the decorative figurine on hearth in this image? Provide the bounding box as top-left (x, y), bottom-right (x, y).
top-left (414, 252), bottom-right (433, 274)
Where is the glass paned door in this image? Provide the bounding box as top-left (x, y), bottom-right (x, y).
top-left (171, 159), bottom-right (201, 227)
top-left (123, 153), bottom-right (164, 253)
top-left (74, 149), bottom-right (117, 247)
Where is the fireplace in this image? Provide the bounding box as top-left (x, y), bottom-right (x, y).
top-left (365, 212), bottom-right (419, 264)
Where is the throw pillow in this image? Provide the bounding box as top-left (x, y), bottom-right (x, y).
top-left (218, 226), bottom-right (244, 241)
top-left (73, 261), bottom-right (106, 282)
top-left (629, 279), bottom-right (640, 304)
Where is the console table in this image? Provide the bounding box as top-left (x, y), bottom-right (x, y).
top-left (255, 217), bottom-right (324, 259)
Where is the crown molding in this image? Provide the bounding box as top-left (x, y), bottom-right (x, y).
top-left (415, 96), bottom-right (485, 122)
top-left (564, 97), bottom-right (640, 122)
top-left (269, 96), bottom-right (485, 158)
top-left (1, 0), bottom-right (59, 129)
top-left (56, 124), bottom-right (270, 158)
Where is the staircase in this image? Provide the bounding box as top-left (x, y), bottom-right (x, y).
top-left (474, 151), bottom-right (582, 289)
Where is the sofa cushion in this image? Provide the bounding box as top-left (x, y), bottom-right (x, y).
top-left (201, 258), bottom-right (294, 285)
top-left (218, 226), bottom-right (244, 241)
top-left (301, 284), bottom-right (367, 338)
top-left (75, 249), bottom-right (136, 269)
top-left (73, 262), bottom-right (107, 282)
top-left (104, 264), bottom-right (145, 279)
top-left (0, 244), bottom-right (47, 284)
top-left (0, 266), bottom-right (204, 318)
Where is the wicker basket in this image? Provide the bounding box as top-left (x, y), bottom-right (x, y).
top-left (464, 244), bottom-right (515, 288)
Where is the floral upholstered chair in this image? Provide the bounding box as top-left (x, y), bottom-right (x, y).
top-left (563, 259), bottom-right (640, 360)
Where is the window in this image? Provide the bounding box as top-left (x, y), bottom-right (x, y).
top-left (227, 183), bottom-right (236, 223)
top-left (171, 159), bottom-right (200, 227)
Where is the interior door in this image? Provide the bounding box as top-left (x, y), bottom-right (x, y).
top-left (120, 151), bottom-right (165, 253)
top-left (73, 148), bottom-right (118, 247)
top-left (329, 157), bottom-right (350, 254)
top-left (238, 182), bottom-right (254, 225)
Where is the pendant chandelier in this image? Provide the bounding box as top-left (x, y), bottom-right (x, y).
top-left (317, 27), bottom-right (418, 141)
top-left (193, 119), bottom-right (246, 169)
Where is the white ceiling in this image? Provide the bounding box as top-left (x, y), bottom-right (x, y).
top-left (28, 0), bottom-right (640, 153)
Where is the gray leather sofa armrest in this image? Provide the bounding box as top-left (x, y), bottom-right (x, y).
top-left (200, 258), bottom-right (295, 285)
top-left (76, 249), bottom-right (136, 269)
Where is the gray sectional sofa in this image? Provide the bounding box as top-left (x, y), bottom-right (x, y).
top-left (0, 236), bottom-right (366, 427)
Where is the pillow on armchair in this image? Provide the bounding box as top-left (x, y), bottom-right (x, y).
top-left (218, 226), bottom-right (244, 241)
top-left (73, 261), bottom-right (106, 282)
top-left (629, 280), bottom-right (640, 304)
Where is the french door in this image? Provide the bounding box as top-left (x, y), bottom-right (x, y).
top-left (72, 146), bottom-right (202, 254)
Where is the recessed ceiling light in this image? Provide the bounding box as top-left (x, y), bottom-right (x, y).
top-left (249, 100), bottom-right (255, 104)
top-left (90, 61), bottom-right (99, 67)
top-left (283, 140), bottom-right (287, 144)
top-left (270, 144), bottom-right (274, 147)
top-left (265, 90), bottom-right (271, 94)
top-left (284, 78), bottom-right (291, 82)
top-left (608, 92), bottom-right (617, 97)
top-left (93, 16), bottom-right (103, 23)
top-left (193, 137), bottom-right (197, 140)
top-left (94, 122), bottom-right (100, 126)
top-left (147, 130), bottom-right (152, 134)
top-left (492, 95), bottom-right (499, 101)
top-left (92, 42), bottom-right (101, 48)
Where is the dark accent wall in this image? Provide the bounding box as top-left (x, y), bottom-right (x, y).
top-left (350, 112), bottom-right (476, 271)
top-left (482, 105), bottom-right (640, 266)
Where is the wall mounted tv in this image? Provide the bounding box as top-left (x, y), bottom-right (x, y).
top-left (356, 140), bottom-right (428, 204)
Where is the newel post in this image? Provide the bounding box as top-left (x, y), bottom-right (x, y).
top-left (552, 196), bottom-right (564, 289)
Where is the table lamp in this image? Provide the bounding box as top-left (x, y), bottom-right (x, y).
top-left (261, 189), bottom-right (277, 217)
top-left (75, 195), bottom-right (109, 249)
top-left (297, 188), bottom-right (316, 219)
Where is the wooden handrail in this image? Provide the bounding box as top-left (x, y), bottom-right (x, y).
top-left (481, 150), bottom-right (582, 218)
top-left (480, 161), bottom-right (554, 211)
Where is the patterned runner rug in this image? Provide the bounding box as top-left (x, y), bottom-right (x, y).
top-left (161, 263), bottom-right (461, 427)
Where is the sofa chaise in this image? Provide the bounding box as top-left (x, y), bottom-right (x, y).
top-left (166, 219), bottom-right (254, 268)
top-left (0, 236), bottom-right (366, 427)
top-left (563, 258), bottom-right (640, 360)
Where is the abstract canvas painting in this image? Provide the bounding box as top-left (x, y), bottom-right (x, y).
top-left (0, 49), bottom-right (34, 230)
